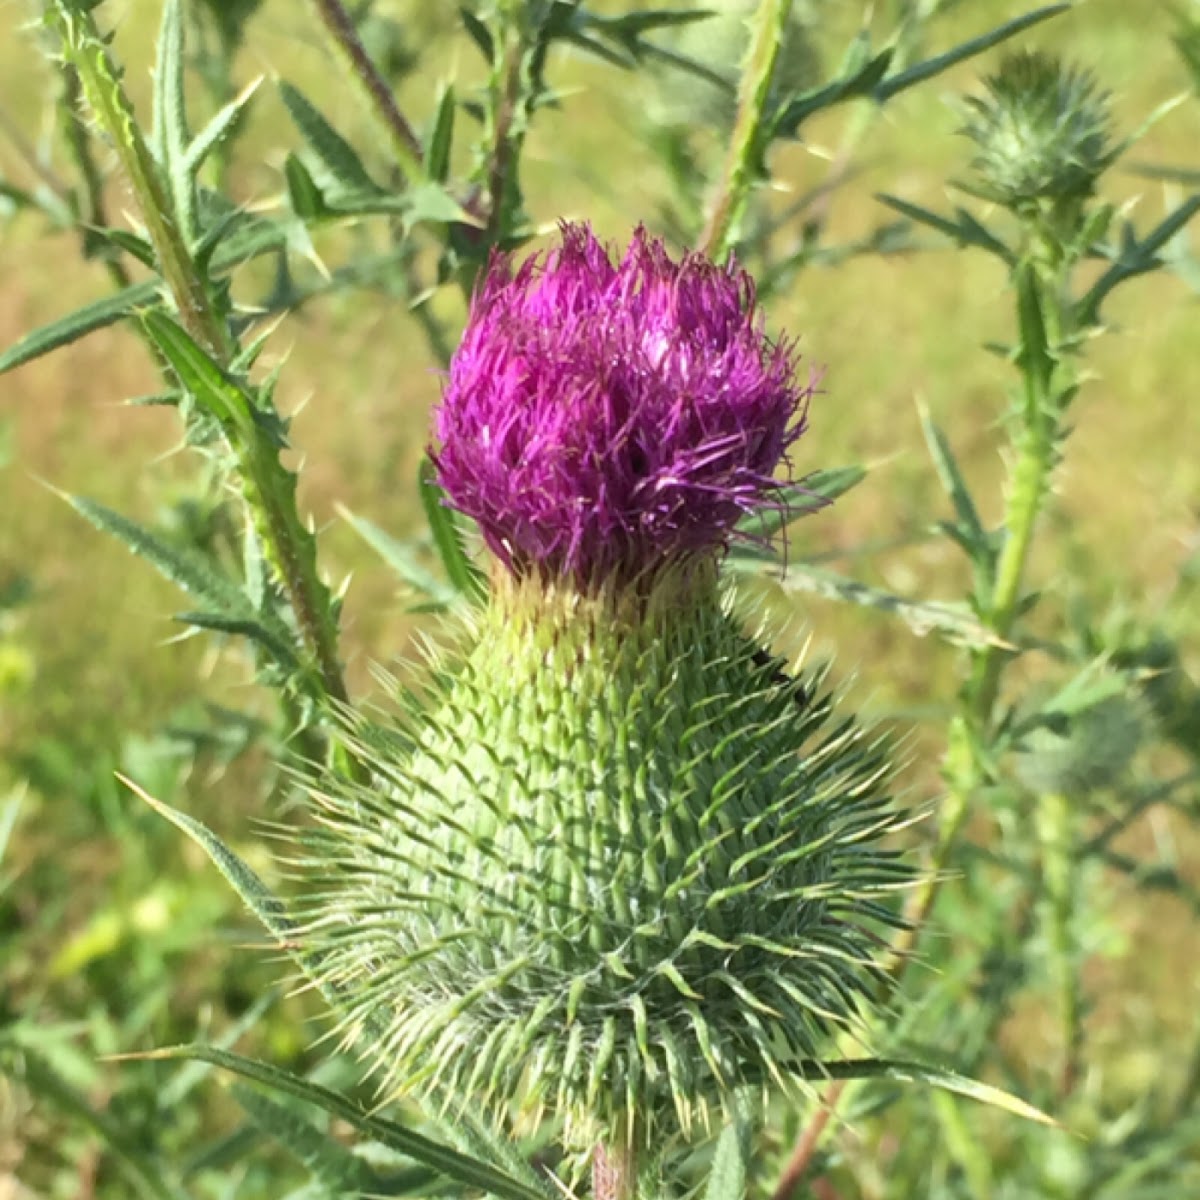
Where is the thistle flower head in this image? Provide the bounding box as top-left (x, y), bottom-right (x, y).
top-left (301, 224), bottom-right (907, 1158)
top-left (961, 51), bottom-right (1115, 210)
top-left (432, 223), bottom-right (812, 588)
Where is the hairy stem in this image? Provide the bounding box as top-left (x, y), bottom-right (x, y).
top-left (776, 259), bottom-right (1068, 1195)
top-left (485, 33), bottom-right (525, 248)
top-left (47, 2), bottom-right (230, 358)
top-left (1037, 789), bottom-right (1080, 1093)
top-left (48, 1), bottom-right (351, 719)
top-left (698, 0), bottom-right (793, 259)
top-left (593, 1135), bottom-right (637, 1200)
top-left (307, 0), bottom-right (424, 180)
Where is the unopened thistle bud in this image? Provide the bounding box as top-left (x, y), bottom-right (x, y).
top-left (961, 51), bottom-right (1116, 211)
top-left (302, 224), bottom-right (908, 1154)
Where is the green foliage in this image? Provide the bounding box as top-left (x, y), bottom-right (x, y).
top-left (2, 0), bottom-right (1199, 1197)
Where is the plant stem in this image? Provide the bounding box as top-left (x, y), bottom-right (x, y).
top-left (307, 0), bottom-right (424, 181)
top-left (1037, 789), bottom-right (1080, 1094)
top-left (776, 260), bottom-right (1067, 1196)
top-left (593, 1136), bottom-right (637, 1200)
top-left (58, 64), bottom-right (129, 283)
top-left (47, 3), bottom-right (230, 359)
top-left (698, 0), bottom-right (793, 259)
top-left (485, 33), bottom-right (526, 248)
top-left (49, 1), bottom-right (352, 719)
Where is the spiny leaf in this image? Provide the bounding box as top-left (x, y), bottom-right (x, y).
top-left (876, 193), bottom-right (1013, 262)
top-left (132, 1045), bottom-right (549, 1200)
top-left (919, 408), bottom-right (985, 547)
top-left (230, 1083), bottom-right (380, 1193)
top-left (402, 180), bottom-right (472, 227)
top-left (1076, 194), bottom-right (1200, 326)
top-left (337, 505), bottom-right (460, 609)
top-left (123, 781), bottom-right (550, 1194)
top-left (173, 610), bottom-right (299, 671)
top-left (152, 0), bottom-right (196, 242)
top-left (284, 152), bottom-right (330, 222)
top-left (141, 308), bottom-right (255, 434)
top-left (67, 495), bottom-right (247, 614)
top-left (751, 560), bottom-right (1005, 648)
top-left (45, 0), bottom-right (225, 357)
top-left (0, 280), bottom-right (159, 374)
top-left (874, 5), bottom-right (1071, 102)
top-left (917, 403), bottom-right (993, 605)
top-left (791, 1058), bottom-right (1055, 1126)
top-left (774, 5), bottom-right (1068, 136)
top-left (119, 778), bottom-right (293, 942)
top-left (417, 456), bottom-right (486, 602)
top-left (183, 77), bottom-right (262, 178)
top-left (279, 81), bottom-right (383, 199)
top-left (774, 46), bottom-right (893, 135)
top-left (735, 465), bottom-right (868, 543)
top-left (0, 217), bottom-right (296, 378)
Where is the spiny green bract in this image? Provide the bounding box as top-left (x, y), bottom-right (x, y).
top-left (961, 50), bottom-right (1116, 211)
top-left (299, 571), bottom-right (907, 1145)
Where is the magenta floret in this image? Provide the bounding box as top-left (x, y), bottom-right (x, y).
top-left (432, 223), bottom-right (813, 585)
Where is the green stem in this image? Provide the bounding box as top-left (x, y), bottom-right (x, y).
top-left (56, 60), bottom-right (171, 374)
top-left (775, 261), bottom-right (1069, 1193)
top-left (1036, 790), bottom-right (1080, 1094)
top-left (484, 32), bottom-right (526, 250)
top-left (49, 2), bottom-right (351, 719)
top-left (698, 0), bottom-right (793, 259)
top-left (242, 448), bottom-right (348, 708)
top-left (48, 2), bottom-right (230, 359)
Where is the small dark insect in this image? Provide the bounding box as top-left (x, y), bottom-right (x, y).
top-left (751, 646), bottom-right (809, 710)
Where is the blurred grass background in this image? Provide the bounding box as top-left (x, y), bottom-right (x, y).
top-left (1, 0), bottom-right (1198, 1194)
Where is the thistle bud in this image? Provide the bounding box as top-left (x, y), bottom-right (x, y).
top-left (961, 51), bottom-right (1116, 212)
top-left (302, 225), bottom-right (907, 1155)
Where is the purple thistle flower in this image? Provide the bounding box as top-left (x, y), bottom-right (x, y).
top-left (432, 223), bottom-right (814, 586)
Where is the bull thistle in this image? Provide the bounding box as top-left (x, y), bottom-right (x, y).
top-left (299, 225), bottom-right (909, 1188)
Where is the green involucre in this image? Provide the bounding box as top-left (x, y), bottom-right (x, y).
top-left (299, 570), bottom-right (908, 1144)
top-left (961, 50), bottom-right (1116, 210)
